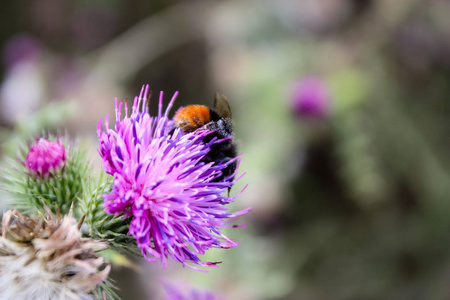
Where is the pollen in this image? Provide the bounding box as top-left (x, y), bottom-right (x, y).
top-left (174, 105), bottom-right (211, 132)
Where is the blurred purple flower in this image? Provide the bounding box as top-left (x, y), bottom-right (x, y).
top-left (163, 282), bottom-right (223, 300)
top-left (97, 85), bottom-right (249, 271)
top-left (1, 35), bottom-right (44, 124)
top-left (290, 77), bottom-right (331, 119)
top-left (26, 138), bottom-right (66, 176)
top-left (2, 34), bottom-right (42, 69)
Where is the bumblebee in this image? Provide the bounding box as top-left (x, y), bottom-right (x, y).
top-left (173, 93), bottom-right (237, 184)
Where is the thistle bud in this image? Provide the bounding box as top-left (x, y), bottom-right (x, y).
top-left (2, 136), bottom-right (88, 216)
top-left (26, 138), bottom-right (66, 176)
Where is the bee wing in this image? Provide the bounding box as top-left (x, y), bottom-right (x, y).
top-left (214, 92), bottom-right (232, 119)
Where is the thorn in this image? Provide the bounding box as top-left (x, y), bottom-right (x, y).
top-left (55, 206), bottom-right (61, 221)
top-left (68, 202), bottom-right (74, 218)
top-left (77, 214), bottom-right (86, 230)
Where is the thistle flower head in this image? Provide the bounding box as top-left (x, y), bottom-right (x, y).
top-left (25, 138), bottom-right (66, 176)
top-left (0, 208), bottom-right (110, 300)
top-left (3, 34), bottom-right (41, 69)
top-left (97, 85), bottom-right (249, 271)
top-left (163, 282), bottom-right (223, 300)
top-left (291, 76), bottom-right (331, 120)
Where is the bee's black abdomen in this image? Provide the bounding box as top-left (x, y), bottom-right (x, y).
top-left (172, 94), bottom-right (238, 186)
top-left (203, 138), bottom-right (237, 182)
top-left (203, 110), bottom-right (237, 183)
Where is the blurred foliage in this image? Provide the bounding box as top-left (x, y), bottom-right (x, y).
top-left (3, 0), bottom-right (450, 299)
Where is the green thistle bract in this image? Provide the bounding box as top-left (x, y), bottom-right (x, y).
top-left (80, 171), bottom-right (137, 255)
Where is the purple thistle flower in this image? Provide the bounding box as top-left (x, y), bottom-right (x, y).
top-left (26, 138), bottom-right (66, 176)
top-left (290, 76), bottom-right (331, 120)
top-left (2, 34), bottom-right (41, 69)
top-left (97, 85), bottom-right (249, 271)
top-left (163, 282), bottom-right (223, 300)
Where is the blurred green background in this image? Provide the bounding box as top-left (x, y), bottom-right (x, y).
top-left (2, 0), bottom-right (450, 299)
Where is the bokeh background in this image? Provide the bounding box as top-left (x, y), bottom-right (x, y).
top-left (2, 0), bottom-right (450, 299)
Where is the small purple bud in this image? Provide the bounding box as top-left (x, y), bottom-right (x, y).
top-left (26, 138), bottom-right (66, 176)
top-left (290, 77), bottom-right (331, 120)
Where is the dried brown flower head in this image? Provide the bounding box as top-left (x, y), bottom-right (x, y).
top-left (0, 208), bottom-right (110, 300)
